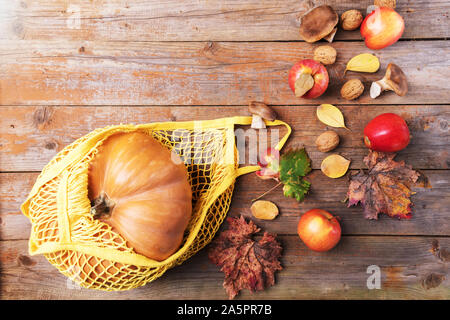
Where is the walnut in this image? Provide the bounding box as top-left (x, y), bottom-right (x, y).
top-left (374, 0), bottom-right (396, 9)
top-left (316, 131), bottom-right (340, 152)
top-left (341, 79), bottom-right (364, 100)
top-left (313, 45), bottom-right (337, 65)
top-left (341, 10), bottom-right (363, 31)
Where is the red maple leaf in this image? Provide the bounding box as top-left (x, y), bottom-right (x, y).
top-left (208, 216), bottom-right (282, 299)
top-left (347, 151), bottom-right (420, 219)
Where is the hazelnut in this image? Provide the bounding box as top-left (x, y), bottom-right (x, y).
top-left (341, 10), bottom-right (363, 31)
top-left (316, 131), bottom-right (340, 152)
top-left (313, 45), bottom-right (337, 65)
top-left (341, 79), bottom-right (364, 100)
top-left (374, 0), bottom-right (396, 9)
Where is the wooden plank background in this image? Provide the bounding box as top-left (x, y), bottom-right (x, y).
top-left (2, 237), bottom-right (449, 299)
top-left (1, 0), bottom-right (449, 41)
top-left (1, 41), bottom-right (449, 105)
top-left (0, 0), bottom-right (449, 300)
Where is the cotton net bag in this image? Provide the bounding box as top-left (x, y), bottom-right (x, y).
top-left (21, 116), bottom-right (291, 291)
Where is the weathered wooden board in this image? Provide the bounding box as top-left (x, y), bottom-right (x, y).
top-left (1, 0), bottom-right (449, 302)
top-left (1, 236), bottom-right (448, 299)
top-left (0, 41), bottom-right (449, 106)
top-left (0, 105), bottom-right (448, 172)
top-left (1, 169), bottom-right (448, 241)
top-left (1, 1), bottom-right (449, 42)
top-left (231, 170), bottom-right (449, 236)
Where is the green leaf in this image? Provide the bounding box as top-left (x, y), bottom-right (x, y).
top-left (279, 148), bottom-right (312, 202)
top-left (279, 148), bottom-right (311, 181)
top-left (283, 179), bottom-right (311, 202)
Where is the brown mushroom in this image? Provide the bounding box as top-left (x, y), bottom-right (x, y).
top-left (323, 27), bottom-right (337, 43)
top-left (299, 5), bottom-right (339, 43)
top-left (370, 63), bottom-right (408, 98)
top-left (248, 101), bottom-right (277, 129)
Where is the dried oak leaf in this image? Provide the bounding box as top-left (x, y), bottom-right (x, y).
top-left (208, 215), bottom-right (282, 299)
top-left (347, 150), bottom-right (420, 220)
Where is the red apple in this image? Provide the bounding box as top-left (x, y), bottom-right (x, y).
top-left (288, 59), bottom-right (329, 99)
top-left (256, 147), bottom-right (280, 180)
top-left (297, 209), bottom-right (341, 252)
top-left (364, 113), bottom-right (410, 152)
top-left (360, 7), bottom-right (405, 50)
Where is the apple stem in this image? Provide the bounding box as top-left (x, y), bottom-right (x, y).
top-left (252, 181), bottom-right (283, 202)
top-left (324, 214), bottom-right (339, 222)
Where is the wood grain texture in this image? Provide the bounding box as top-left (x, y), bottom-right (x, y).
top-left (1, 105), bottom-right (448, 172)
top-left (0, 41), bottom-right (449, 106)
top-left (1, 169), bottom-right (448, 241)
top-left (1, 237), bottom-right (448, 299)
top-left (1, 0), bottom-right (449, 41)
top-left (1, 0), bottom-right (449, 302)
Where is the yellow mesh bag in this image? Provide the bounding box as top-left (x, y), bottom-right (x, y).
top-left (21, 116), bottom-right (291, 291)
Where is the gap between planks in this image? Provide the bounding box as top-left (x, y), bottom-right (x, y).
top-left (2, 103), bottom-right (450, 107)
top-left (48, 38), bottom-right (450, 43)
top-left (2, 234), bottom-right (450, 242)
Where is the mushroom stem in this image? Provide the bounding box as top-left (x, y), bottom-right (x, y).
top-left (251, 115), bottom-right (266, 129)
top-left (323, 27), bottom-right (337, 43)
top-left (370, 79), bottom-right (392, 98)
top-left (370, 81), bottom-right (382, 99)
top-left (376, 78), bottom-right (392, 91)
top-left (369, 63), bottom-right (408, 99)
top-left (248, 101), bottom-right (276, 129)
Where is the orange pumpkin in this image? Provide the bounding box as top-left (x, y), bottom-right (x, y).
top-left (88, 131), bottom-right (192, 261)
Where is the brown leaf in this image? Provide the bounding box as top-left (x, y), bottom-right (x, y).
top-left (347, 151), bottom-right (420, 220)
top-left (208, 216), bottom-right (282, 299)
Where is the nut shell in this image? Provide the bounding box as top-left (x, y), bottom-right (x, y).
top-left (313, 45), bottom-right (337, 65)
top-left (341, 79), bottom-right (364, 100)
top-left (315, 130), bottom-right (340, 152)
top-left (374, 0), bottom-right (396, 9)
top-left (341, 10), bottom-right (363, 31)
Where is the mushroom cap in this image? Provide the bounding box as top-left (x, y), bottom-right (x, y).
top-left (248, 101), bottom-right (277, 121)
top-left (385, 63), bottom-right (408, 96)
top-left (299, 5), bottom-right (339, 43)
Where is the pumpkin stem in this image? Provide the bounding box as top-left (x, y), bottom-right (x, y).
top-left (90, 192), bottom-right (115, 219)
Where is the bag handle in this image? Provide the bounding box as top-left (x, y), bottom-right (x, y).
top-left (231, 116), bottom-right (292, 177)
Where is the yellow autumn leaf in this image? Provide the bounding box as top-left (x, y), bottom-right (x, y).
top-left (251, 200), bottom-right (279, 220)
top-left (321, 154), bottom-right (351, 178)
top-left (316, 104), bottom-right (348, 129)
top-left (345, 53), bottom-right (380, 74)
